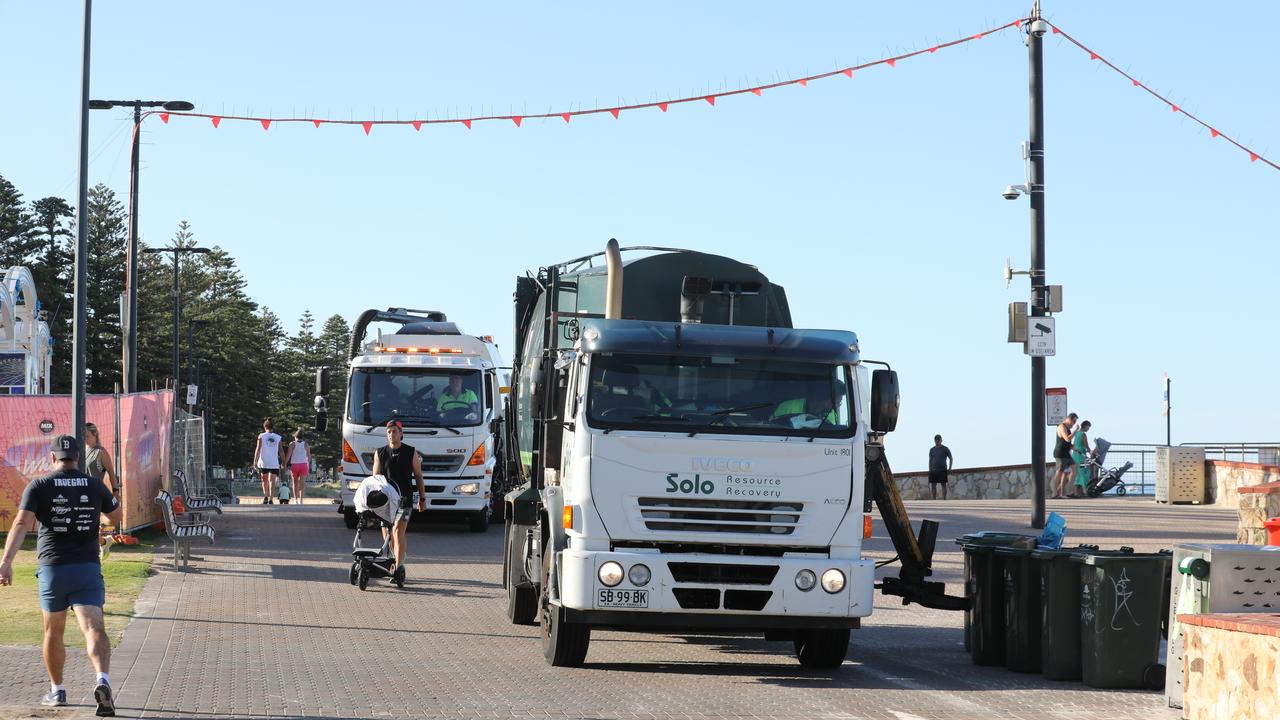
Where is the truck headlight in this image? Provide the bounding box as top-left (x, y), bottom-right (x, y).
top-left (795, 569), bottom-right (817, 592)
top-left (452, 483), bottom-right (481, 495)
top-left (598, 561), bottom-right (624, 587)
top-left (345, 480), bottom-right (361, 491)
top-left (628, 564), bottom-right (651, 587)
top-left (821, 568), bottom-right (846, 594)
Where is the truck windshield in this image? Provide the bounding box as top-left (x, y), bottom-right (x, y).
top-left (585, 353), bottom-right (853, 437)
top-left (347, 368), bottom-right (484, 427)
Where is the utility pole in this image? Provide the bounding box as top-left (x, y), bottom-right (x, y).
top-left (71, 0), bottom-right (94, 459)
top-left (1028, 2), bottom-right (1048, 529)
top-left (143, 245), bottom-right (209, 386)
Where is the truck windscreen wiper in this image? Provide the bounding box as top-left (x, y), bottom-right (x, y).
top-left (705, 403), bottom-right (771, 426)
top-left (367, 413), bottom-right (463, 435)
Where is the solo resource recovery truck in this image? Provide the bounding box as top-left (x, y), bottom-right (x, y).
top-left (314, 309), bottom-right (506, 532)
top-left (501, 242), bottom-right (966, 668)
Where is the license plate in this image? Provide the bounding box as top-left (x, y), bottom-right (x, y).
top-left (598, 588), bottom-right (649, 608)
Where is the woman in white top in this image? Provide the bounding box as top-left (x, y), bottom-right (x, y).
top-left (286, 428), bottom-right (312, 503)
top-left (252, 417), bottom-right (283, 504)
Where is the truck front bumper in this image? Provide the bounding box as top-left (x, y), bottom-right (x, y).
top-left (558, 549), bottom-right (874, 629)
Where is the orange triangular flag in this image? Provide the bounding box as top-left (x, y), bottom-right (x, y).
top-left (462, 119), bottom-right (472, 129)
top-left (511, 116), bottom-right (522, 127)
top-left (313, 119), bottom-right (322, 128)
top-left (362, 122), bottom-right (373, 135)
top-left (411, 121), bottom-right (422, 131)
top-left (704, 96), bottom-right (716, 106)
top-left (159, 113), bottom-right (169, 124)
top-left (561, 113), bottom-right (570, 123)
top-left (798, 79), bottom-right (807, 87)
top-left (887, 59), bottom-right (896, 67)
top-left (751, 88), bottom-right (762, 96)
top-left (210, 117), bottom-right (221, 128)
top-left (610, 108), bottom-right (620, 119)
top-left (658, 103), bottom-right (668, 112)
top-left (261, 119), bottom-right (271, 130)
top-left (843, 68), bottom-right (853, 77)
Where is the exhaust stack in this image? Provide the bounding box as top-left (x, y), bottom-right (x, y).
top-left (604, 238), bottom-right (623, 320)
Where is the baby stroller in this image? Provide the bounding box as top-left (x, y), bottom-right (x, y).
top-left (349, 475), bottom-right (407, 590)
top-left (1085, 438), bottom-right (1132, 497)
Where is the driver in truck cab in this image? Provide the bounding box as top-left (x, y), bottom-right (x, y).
top-left (436, 374), bottom-right (479, 420)
top-left (771, 380), bottom-right (841, 427)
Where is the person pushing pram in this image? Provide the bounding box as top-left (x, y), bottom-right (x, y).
top-left (369, 420), bottom-right (427, 576)
top-left (1083, 437), bottom-right (1133, 497)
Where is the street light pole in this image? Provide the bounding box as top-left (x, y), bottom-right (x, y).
top-left (144, 245), bottom-right (210, 387)
top-left (1028, 4), bottom-right (1048, 530)
top-left (71, 0), bottom-right (94, 458)
top-left (89, 98), bottom-right (194, 393)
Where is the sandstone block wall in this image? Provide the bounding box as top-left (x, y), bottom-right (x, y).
top-left (894, 463), bottom-right (1055, 501)
top-left (1181, 616), bottom-right (1280, 720)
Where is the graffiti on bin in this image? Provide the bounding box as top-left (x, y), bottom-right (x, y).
top-left (1110, 568), bottom-right (1140, 630)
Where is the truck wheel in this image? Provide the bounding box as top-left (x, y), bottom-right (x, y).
top-left (343, 507), bottom-right (358, 530)
top-left (540, 552), bottom-right (590, 666)
top-left (793, 628), bottom-right (849, 669)
top-left (469, 507), bottom-right (491, 533)
top-left (506, 525), bottom-right (538, 625)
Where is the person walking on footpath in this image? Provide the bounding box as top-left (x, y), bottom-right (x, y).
top-left (1070, 420), bottom-right (1093, 498)
top-left (371, 420), bottom-right (427, 577)
top-left (0, 435), bottom-right (122, 716)
top-left (1051, 413), bottom-right (1078, 499)
top-left (285, 429), bottom-right (312, 503)
top-left (928, 435), bottom-right (954, 500)
top-left (83, 423), bottom-right (119, 533)
top-left (253, 418), bottom-right (283, 504)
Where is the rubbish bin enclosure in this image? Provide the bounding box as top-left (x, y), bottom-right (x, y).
top-left (1155, 446), bottom-right (1205, 504)
top-left (1165, 543), bottom-right (1280, 709)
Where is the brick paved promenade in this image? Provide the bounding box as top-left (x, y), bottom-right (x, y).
top-left (0, 497), bottom-right (1236, 719)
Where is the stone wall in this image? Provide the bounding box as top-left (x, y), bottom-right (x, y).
top-left (1181, 614), bottom-right (1280, 720)
top-left (894, 463), bottom-right (1056, 500)
top-left (1207, 460), bottom-right (1280, 508)
top-left (1236, 483), bottom-right (1280, 545)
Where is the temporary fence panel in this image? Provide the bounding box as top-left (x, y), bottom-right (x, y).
top-left (171, 406), bottom-right (207, 497)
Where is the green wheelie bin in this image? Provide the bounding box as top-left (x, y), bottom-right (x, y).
top-left (1031, 544), bottom-right (1103, 681)
top-left (1074, 550), bottom-right (1173, 689)
top-left (956, 532), bottom-right (1036, 665)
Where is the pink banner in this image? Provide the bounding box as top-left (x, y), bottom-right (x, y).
top-left (0, 390), bottom-right (173, 533)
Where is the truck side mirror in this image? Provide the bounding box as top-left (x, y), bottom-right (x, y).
top-left (530, 359), bottom-right (546, 410)
top-left (870, 369), bottom-right (900, 433)
top-left (315, 367), bottom-right (330, 396)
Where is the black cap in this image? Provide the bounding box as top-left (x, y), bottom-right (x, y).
top-left (50, 435), bottom-right (79, 460)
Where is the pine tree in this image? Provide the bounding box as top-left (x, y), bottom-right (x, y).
top-left (85, 185), bottom-right (127, 393)
top-left (313, 314), bottom-right (351, 470)
top-left (27, 196), bottom-right (74, 391)
top-left (0, 174), bottom-right (37, 269)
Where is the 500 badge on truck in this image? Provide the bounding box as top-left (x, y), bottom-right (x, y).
top-left (665, 473), bottom-right (714, 495)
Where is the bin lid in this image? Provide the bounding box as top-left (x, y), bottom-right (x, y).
top-left (1075, 550), bottom-right (1173, 566)
top-left (953, 531), bottom-right (1036, 547)
top-left (1030, 544), bottom-right (1100, 559)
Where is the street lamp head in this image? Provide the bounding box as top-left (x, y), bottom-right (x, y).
top-left (191, 247), bottom-right (212, 254)
top-left (162, 100), bottom-right (195, 112)
top-left (89, 100), bottom-right (115, 110)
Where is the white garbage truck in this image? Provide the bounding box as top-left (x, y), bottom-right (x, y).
top-left (314, 309), bottom-right (507, 532)
top-left (501, 242), bottom-right (965, 668)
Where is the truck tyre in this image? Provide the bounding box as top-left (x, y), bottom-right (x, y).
top-left (469, 506), bottom-right (491, 533)
top-left (540, 551), bottom-right (590, 666)
top-left (343, 507), bottom-right (358, 530)
top-left (793, 628), bottom-right (850, 669)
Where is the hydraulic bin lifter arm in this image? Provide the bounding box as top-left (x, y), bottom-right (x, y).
top-left (866, 441), bottom-right (970, 611)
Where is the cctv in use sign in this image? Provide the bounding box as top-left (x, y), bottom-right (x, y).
top-left (1025, 317), bottom-right (1055, 356)
top-left (1045, 387), bottom-right (1068, 425)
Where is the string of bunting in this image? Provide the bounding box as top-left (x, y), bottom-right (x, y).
top-left (1045, 20), bottom-right (1276, 170)
top-left (148, 18), bottom-right (1026, 132)
top-left (144, 17), bottom-right (1274, 171)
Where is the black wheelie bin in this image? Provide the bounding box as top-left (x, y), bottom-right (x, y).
top-left (1074, 549), bottom-right (1173, 689)
top-left (956, 532), bottom-right (1036, 665)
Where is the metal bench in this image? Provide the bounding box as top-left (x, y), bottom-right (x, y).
top-left (170, 472), bottom-right (224, 520)
top-left (156, 489), bottom-right (215, 570)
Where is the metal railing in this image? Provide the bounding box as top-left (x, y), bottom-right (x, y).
top-left (1096, 442), bottom-right (1280, 496)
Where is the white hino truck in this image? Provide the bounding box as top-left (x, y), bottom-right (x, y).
top-left (314, 309), bottom-right (506, 532)
top-left (501, 242), bottom-right (965, 668)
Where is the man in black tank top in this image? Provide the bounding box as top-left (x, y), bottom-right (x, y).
top-left (371, 421), bottom-right (425, 573)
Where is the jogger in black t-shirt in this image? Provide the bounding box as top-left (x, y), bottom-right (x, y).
top-left (0, 436), bottom-right (121, 716)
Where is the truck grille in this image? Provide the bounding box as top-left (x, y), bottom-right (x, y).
top-left (636, 497), bottom-right (803, 535)
top-left (668, 562), bottom-right (779, 585)
top-left (359, 452), bottom-right (463, 474)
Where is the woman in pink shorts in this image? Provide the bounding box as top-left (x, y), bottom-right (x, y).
top-left (285, 429), bottom-right (312, 503)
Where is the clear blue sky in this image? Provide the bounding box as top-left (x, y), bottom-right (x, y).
top-left (3, 2), bottom-right (1277, 470)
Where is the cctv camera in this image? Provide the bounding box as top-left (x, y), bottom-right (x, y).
top-left (1029, 19), bottom-right (1049, 38)
top-left (1002, 185), bottom-right (1022, 200)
